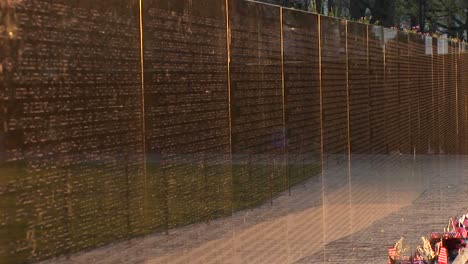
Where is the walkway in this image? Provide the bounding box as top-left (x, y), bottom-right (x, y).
top-left (41, 155), bottom-right (467, 264)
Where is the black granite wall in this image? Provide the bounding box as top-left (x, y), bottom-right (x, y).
top-left (0, 0), bottom-right (466, 263)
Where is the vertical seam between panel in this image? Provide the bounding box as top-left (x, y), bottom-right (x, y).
top-left (224, 0), bottom-right (234, 215)
top-left (345, 20), bottom-right (353, 237)
top-left (279, 7), bottom-right (289, 195)
top-left (138, 0), bottom-right (147, 226)
top-left (318, 15), bottom-right (326, 262)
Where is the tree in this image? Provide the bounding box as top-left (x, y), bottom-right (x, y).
top-left (427, 0), bottom-right (468, 39)
top-left (372, 0), bottom-right (395, 27)
top-left (316, 0), bottom-right (323, 12)
top-left (259, 0), bottom-right (468, 39)
top-left (350, 0), bottom-right (368, 20)
top-left (395, 0), bottom-right (467, 39)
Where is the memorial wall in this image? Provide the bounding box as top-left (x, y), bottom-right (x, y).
top-left (460, 44), bottom-right (468, 154)
top-left (142, 0), bottom-right (231, 230)
top-left (1, 0), bottom-right (467, 262)
top-left (383, 28), bottom-right (400, 154)
top-left (0, 0), bottom-right (144, 262)
top-left (347, 22), bottom-right (369, 156)
top-left (282, 9), bottom-right (321, 187)
top-left (369, 26), bottom-right (386, 155)
top-left (229, 0), bottom-right (286, 211)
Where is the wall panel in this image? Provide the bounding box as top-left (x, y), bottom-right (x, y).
top-left (142, 0), bottom-right (231, 228)
top-left (320, 16), bottom-right (348, 165)
top-left (229, 0), bottom-right (285, 211)
top-left (384, 28), bottom-right (400, 154)
top-left (0, 1), bottom-right (143, 262)
top-left (408, 34), bottom-right (426, 154)
top-left (434, 38), bottom-right (445, 153)
top-left (398, 32), bottom-right (411, 154)
top-left (347, 22), bottom-right (370, 156)
top-left (282, 10), bottom-right (321, 186)
top-left (422, 37), bottom-right (433, 154)
top-left (461, 44), bottom-right (468, 154)
top-left (369, 26), bottom-right (386, 155)
top-left (457, 43), bottom-right (464, 154)
top-left (426, 36), bottom-right (437, 154)
top-left (445, 41), bottom-right (457, 154)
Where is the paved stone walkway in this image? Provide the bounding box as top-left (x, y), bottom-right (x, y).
top-left (297, 155), bottom-right (468, 263)
top-left (40, 155), bottom-right (468, 264)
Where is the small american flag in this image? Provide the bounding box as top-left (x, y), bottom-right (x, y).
top-left (438, 247), bottom-right (448, 264)
top-left (455, 226), bottom-right (468, 238)
top-left (388, 247), bottom-right (396, 264)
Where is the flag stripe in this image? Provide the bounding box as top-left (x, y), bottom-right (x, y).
top-left (438, 247), bottom-right (448, 264)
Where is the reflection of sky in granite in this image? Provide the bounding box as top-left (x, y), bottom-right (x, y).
top-left (383, 28), bottom-right (398, 44)
top-left (426, 36), bottom-right (433, 55)
top-left (438, 38), bottom-right (449, 54)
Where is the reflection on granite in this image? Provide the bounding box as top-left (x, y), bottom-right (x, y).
top-left (37, 155), bottom-right (464, 264)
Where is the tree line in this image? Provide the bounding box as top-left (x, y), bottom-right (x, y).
top-left (259, 0), bottom-right (468, 40)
